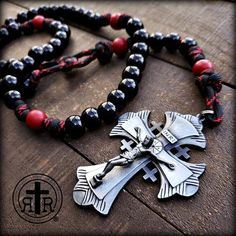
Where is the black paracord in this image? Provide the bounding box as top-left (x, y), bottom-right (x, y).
top-left (0, 5), bottom-right (223, 140)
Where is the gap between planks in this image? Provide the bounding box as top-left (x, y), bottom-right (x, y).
top-left (5, 0), bottom-right (236, 89)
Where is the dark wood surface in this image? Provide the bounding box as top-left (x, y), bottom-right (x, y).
top-left (1, 1), bottom-right (235, 235)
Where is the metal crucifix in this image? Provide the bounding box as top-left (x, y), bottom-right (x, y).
top-left (73, 110), bottom-right (206, 215)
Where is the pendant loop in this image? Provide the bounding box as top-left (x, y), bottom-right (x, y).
top-left (197, 110), bottom-right (214, 122)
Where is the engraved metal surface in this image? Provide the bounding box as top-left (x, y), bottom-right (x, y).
top-left (73, 110), bottom-right (207, 215)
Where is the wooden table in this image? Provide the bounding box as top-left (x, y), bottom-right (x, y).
top-left (1, 1), bottom-right (235, 235)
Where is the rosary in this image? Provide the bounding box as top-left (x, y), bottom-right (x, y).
top-left (0, 5), bottom-right (223, 215)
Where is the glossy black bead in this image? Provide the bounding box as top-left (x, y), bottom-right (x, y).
top-left (8, 60), bottom-right (25, 79)
top-left (55, 31), bottom-right (69, 46)
top-left (49, 38), bottom-right (63, 55)
top-left (38, 5), bottom-right (50, 17)
top-left (0, 60), bottom-right (9, 78)
top-left (4, 17), bottom-right (16, 25)
top-left (0, 75), bottom-right (18, 95)
top-left (58, 24), bottom-right (71, 37)
top-left (20, 78), bottom-right (36, 98)
top-left (49, 5), bottom-right (59, 18)
top-left (4, 90), bottom-right (22, 109)
top-left (15, 103), bottom-right (30, 122)
top-left (127, 54), bottom-right (145, 71)
top-left (122, 66), bottom-right (141, 83)
top-left (42, 44), bottom-right (55, 61)
top-left (21, 56), bottom-right (36, 73)
top-left (28, 46), bottom-right (44, 64)
top-left (98, 101), bottom-right (117, 123)
top-left (17, 12), bottom-right (28, 23)
top-left (107, 89), bottom-right (126, 110)
top-left (47, 20), bottom-right (62, 34)
top-left (58, 4), bottom-right (70, 18)
top-left (65, 115), bottom-right (85, 138)
top-left (0, 28), bottom-right (10, 45)
top-left (118, 79), bottom-right (138, 100)
top-left (126, 18), bottom-right (144, 36)
top-left (131, 42), bottom-right (149, 58)
top-left (7, 22), bottom-right (21, 39)
top-left (75, 7), bottom-right (87, 22)
top-left (163, 32), bottom-right (181, 52)
top-left (81, 108), bottom-right (101, 130)
top-left (27, 8), bottom-right (38, 19)
top-left (179, 37), bottom-right (198, 56)
top-left (133, 29), bottom-right (149, 44)
top-left (148, 32), bottom-right (164, 52)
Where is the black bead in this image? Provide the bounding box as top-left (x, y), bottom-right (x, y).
top-left (118, 78), bottom-right (138, 100)
top-left (58, 4), bottom-right (70, 18)
top-left (122, 66), bottom-right (141, 83)
top-left (27, 8), bottom-right (38, 19)
top-left (98, 101), bottom-right (117, 123)
top-left (8, 60), bottom-right (25, 78)
top-left (81, 108), bottom-right (101, 130)
top-left (58, 24), bottom-right (71, 37)
top-left (4, 90), bottom-right (22, 109)
top-left (65, 115), bottom-right (85, 138)
top-left (42, 44), bottom-right (55, 61)
top-left (163, 32), bottom-right (181, 52)
top-left (20, 78), bottom-right (36, 98)
top-left (107, 89), bottom-right (127, 110)
top-left (49, 5), bottom-right (59, 19)
top-left (126, 18), bottom-right (144, 36)
top-left (127, 54), bottom-right (145, 71)
top-left (133, 29), bottom-right (149, 44)
top-left (7, 22), bottom-right (21, 39)
top-left (15, 103), bottom-right (30, 121)
top-left (0, 60), bottom-right (9, 78)
top-left (28, 46), bottom-right (44, 64)
top-left (131, 42), bottom-right (149, 58)
top-left (38, 5), bottom-right (50, 17)
top-left (47, 20), bottom-right (62, 34)
top-left (148, 32), bottom-right (164, 52)
top-left (0, 28), bottom-right (10, 45)
top-left (49, 38), bottom-right (63, 55)
top-left (17, 12), bottom-right (28, 23)
top-left (4, 17), bottom-right (16, 25)
top-left (179, 37), bottom-right (198, 56)
top-left (0, 75), bottom-right (18, 95)
top-left (21, 56), bottom-right (36, 73)
top-left (55, 31), bottom-right (69, 46)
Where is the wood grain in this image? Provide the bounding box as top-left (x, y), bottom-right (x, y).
top-left (12, 0), bottom-right (235, 86)
top-left (1, 2), bottom-right (181, 235)
top-left (1, 1), bottom-right (235, 235)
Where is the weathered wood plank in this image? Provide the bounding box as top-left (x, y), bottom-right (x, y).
top-left (1, 104), bottom-right (182, 235)
top-left (1, 2), bottom-right (181, 235)
top-left (1, 1), bottom-right (235, 235)
top-left (12, 0), bottom-right (235, 85)
top-left (63, 58), bottom-right (235, 235)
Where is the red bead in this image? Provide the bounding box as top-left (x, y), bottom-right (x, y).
top-left (192, 59), bottom-right (214, 75)
top-left (32, 15), bottom-right (45, 29)
top-left (112, 37), bottom-right (128, 57)
top-left (26, 109), bottom-right (47, 130)
top-left (110, 13), bottom-right (122, 30)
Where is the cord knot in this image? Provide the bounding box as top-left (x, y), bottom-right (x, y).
top-left (95, 41), bottom-right (113, 64)
top-left (196, 72), bottom-right (222, 93)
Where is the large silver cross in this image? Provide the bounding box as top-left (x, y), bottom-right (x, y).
top-left (73, 111), bottom-right (206, 215)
